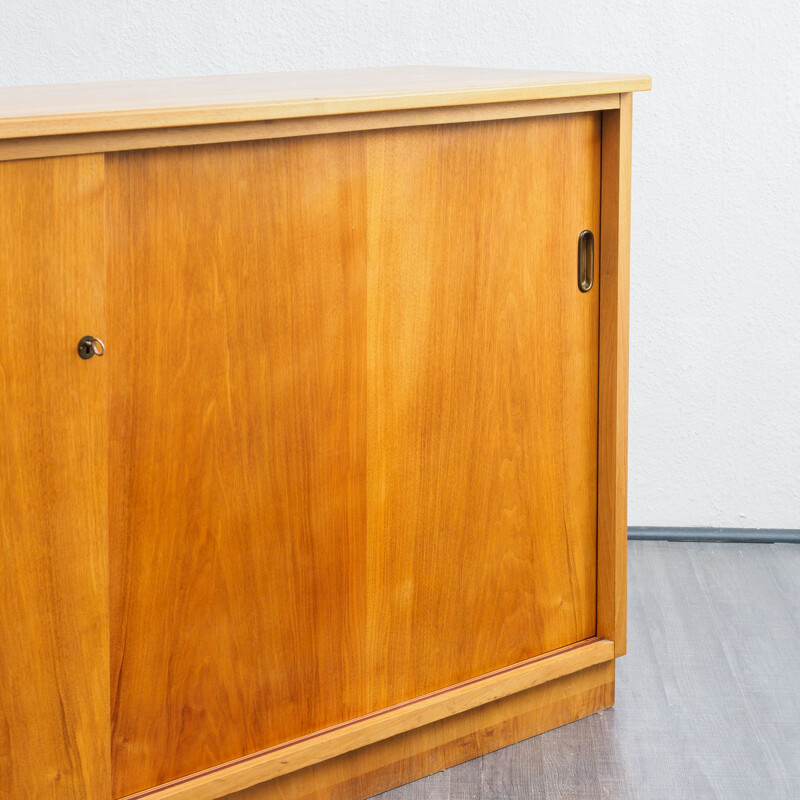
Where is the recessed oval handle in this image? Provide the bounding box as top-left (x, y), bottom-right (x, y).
top-left (578, 229), bottom-right (594, 293)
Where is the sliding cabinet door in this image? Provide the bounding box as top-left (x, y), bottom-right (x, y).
top-left (106, 111), bottom-right (600, 797)
top-left (0, 156), bottom-right (109, 799)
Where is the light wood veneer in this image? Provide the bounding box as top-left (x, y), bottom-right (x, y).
top-left (0, 66), bottom-right (649, 800)
top-left (0, 66), bottom-right (650, 138)
top-left (0, 155), bottom-right (110, 798)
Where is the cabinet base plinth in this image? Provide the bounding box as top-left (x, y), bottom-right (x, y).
top-left (223, 661), bottom-right (614, 800)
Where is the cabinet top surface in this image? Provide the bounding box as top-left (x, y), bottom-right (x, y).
top-left (0, 66), bottom-right (650, 140)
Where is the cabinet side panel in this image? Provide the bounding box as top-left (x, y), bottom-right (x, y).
top-left (598, 94), bottom-right (632, 656)
top-left (365, 114), bottom-right (601, 709)
top-left (0, 156), bottom-right (109, 799)
top-left (106, 139), bottom-right (368, 798)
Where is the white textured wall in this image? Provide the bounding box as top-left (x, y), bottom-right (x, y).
top-left (2, 1), bottom-right (799, 528)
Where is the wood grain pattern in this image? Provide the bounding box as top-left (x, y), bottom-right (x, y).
top-left (121, 640), bottom-right (613, 800)
top-left (223, 661), bottom-right (614, 800)
top-left (108, 113), bottom-right (602, 797)
top-left (0, 74), bottom-right (642, 800)
top-left (0, 94), bottom-right (620, 163)
top-left (365, 114), bottom-right (602, 709)
top-left (106, 137), bottom-right (369, 798)
top-left (0, 156), bottom-right (109, 799)
top-left (0, 66), bottom-right (651, 139)
top-left (597, 94), bottom-right (633, 657)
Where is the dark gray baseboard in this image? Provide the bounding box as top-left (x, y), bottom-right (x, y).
top-left (628, 526), bottom-right (800, 544)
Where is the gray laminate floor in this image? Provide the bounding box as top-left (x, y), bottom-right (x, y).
top-left (374, 541), bottom-right (800, 800)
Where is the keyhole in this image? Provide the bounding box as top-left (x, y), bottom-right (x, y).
top-left (78, 335), bottom-right (98, 360)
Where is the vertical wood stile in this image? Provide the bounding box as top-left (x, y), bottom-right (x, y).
top-left (597, 93), bottom-right (632, 656)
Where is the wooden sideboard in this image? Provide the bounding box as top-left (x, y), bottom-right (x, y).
top-left (0, 66), bottom-right (650, 800)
